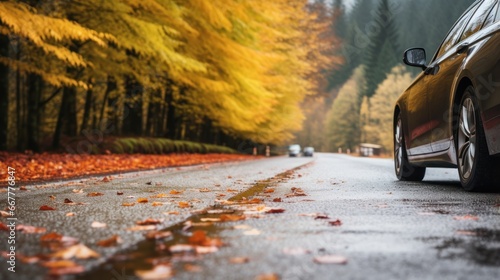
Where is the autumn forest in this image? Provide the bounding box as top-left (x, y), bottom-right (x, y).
top-left (0, 0), bottom-right (474, 155)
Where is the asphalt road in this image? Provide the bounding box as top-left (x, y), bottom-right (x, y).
top-left (1, 153), bottom-right (499, 280)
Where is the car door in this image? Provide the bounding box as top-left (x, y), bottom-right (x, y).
top-left (404, 74), bottom-right (432, 156)
top-left (426, 1), bottom-right (497, 152)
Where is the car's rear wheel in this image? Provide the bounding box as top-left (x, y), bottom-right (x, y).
top-left (456, 87), bottom-right (499, 191)
top-left (394, 113), bottom-right (426, 181)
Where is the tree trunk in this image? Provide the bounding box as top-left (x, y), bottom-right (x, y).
top-left (122, 76), bottom-right (143, 135)
top-left (52, 84), bottom-right (77, 149)
top-left (27, 73), bottom-right (42, 152)
top-left (80, 78), bottom-right (94, 134)
top-left (98, 75), bottom-right (116, 129)
top-left (146, 89), bottom-right (161, 136)
top-left (165, 81), bottom-right (177, 139)
top-left (0, 34), bottom-right (9, 150)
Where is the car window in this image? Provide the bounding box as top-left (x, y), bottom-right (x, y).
top-left (436, 4), bottom-right (478, 58)
top-left (483, 1), bottom-right (499, 27)
top-left (460, 0), bottom-right (498, 41)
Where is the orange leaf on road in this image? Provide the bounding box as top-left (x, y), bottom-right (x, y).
top-left (178, 201), bottom-right (191, 208)
top-left (40, 205), bottom-right (56, 211)
top-left (220, 214), bottom-right (246, 222)
top-left (87, 192), bottom-right (104, 197)
top-left (136, 218), bottom-right (162, 225)
top-left (97, 235), bottom-right (122, 247)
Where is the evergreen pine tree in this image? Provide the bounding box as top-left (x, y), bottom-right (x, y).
top-left (363, 0), bottom-right (399, 98)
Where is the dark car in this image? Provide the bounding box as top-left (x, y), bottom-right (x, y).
top-left (303, 147), bottom-right (314, 157)
top-left (394, 0), bottom-right (500, 191)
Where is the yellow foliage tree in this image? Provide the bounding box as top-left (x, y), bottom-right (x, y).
top-left (368, 65), bottom-right (414, 153)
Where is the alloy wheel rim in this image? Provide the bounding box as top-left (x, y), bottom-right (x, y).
top-left (458, 98), bottom-right (476, 180)
top-left (395, 118), bottom-right (403, 174)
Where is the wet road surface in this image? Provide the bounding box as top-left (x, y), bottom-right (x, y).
top-left (1, 153), bottom-right (500, 279)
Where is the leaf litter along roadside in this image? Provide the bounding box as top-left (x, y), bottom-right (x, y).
top-left (78, 165), bottom-right (346, 280)
top-left (0, 152), bottom-right (256, 185)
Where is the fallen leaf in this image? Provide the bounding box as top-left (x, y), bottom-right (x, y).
top-left (66, 212), bottom-right (76, 216)
top-left (87, 192), bottom-right (104, 197)
top-left (272, 198), bottom-right (282, 202)
top-left (196, 246), bottom-right (218, 254)
top-left (264, 188), bottom-right (275, 193)
top-left (42, 260), bottom-right (80, 269)
top-left (96, 235), bottom-right (122, 247)
top-left (19, 254), bottom-right (40, 264)
top-left (117, 192), bottom-right (124, 195)
top-left (184, 263), bottom-right (203, 272)
top-left (265, 208), bottom-right (285, 214)
top-left (72, 189), bottom-right (84, 194)
top-left (169, 190), bottom-right (183, 195)
top-left (199, 188), bottom-right (211, 192)
top-left (164, 211), bottom-right (179, 215)
top-left (91, 221), bottom-right (107, 228)
top-left (169, 244), bottom-right (195, 253)
top-left (146, 181), bottom-right (153, 185)
top-left (230, 257), bottom-right (250, 264)
top-left (127, 225), bottom-right (157, 231)
top-left (135, 264), bottom-right (173, 280)
top-left (178, 201), bottom-right (191, 208)
top-left (255, 273), bottom-right (280, 280)
top-left (20, 186), bottom-right (28, 191)
top-left (207, 209), bottom-right (235, 214)
top-left (200, 218), bottom-right (221, 222)
top-left (314, 214), bottom-right (330, 220)
top-left (40, 205), bottom-right (56, 211)
top-left (314, 255), bottom-right (348, 265)
top-left (17, 225), bottom-right (46, 234)
top-left (454, 215), bottom-right (479, 221)
top-left (137, 198), bottom-right (149, 203)
top-left (136, 218), bottom-right (162, 225)
top-left (51, 244), bottom-right (100, 259)
top-left (122, 202), bottom-right (135, 207)
top-left (329, 219), bottom-right (342, 226)
top-left (217, 193), bottom-right (226, 197)
top-left (40, 232), bottom-right (63, 242)
top-left (102, 176), bottom-right (112, 182)
top-left (0, 210), bottom-right (11, 217)
top-left (151, 202), bottom-right (163, 206)
top-left (285, 187), bottom-right (306, 197)
top-left (0, 222), bottom-right (8, 231)
top-left (220, 214), bottom-right (246, 222)
top-left (227, 188), bottom-right (238, 193)
top-left (49, 195), bottom-right (56, 200)
top-left (188, 231), bottom-right (223, 247)
top-left (144, 230), bottom-right (172, 240)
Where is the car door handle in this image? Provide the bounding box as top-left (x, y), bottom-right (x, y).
top-left (456, 42), bottom-right (470, 54)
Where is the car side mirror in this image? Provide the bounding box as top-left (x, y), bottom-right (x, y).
top-left (403, 48), bottom-right (427, 71)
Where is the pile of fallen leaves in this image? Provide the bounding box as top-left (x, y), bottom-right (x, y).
top-left (0, 152), bottom-right (255, 184)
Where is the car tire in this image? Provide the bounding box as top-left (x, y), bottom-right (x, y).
top-left (456, 87), bottom-right (500, 191)
top-left (394, 113), bottom-right (426, 181)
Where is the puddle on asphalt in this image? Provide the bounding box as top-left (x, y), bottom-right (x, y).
top-left (433, 228), bottom-right (500, 266)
